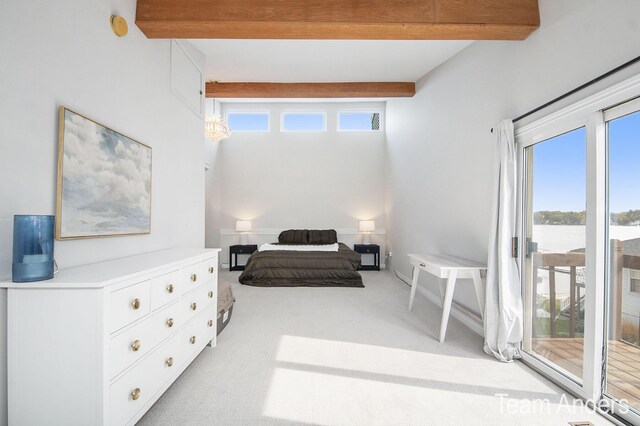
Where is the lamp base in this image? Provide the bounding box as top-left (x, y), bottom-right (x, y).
top-left (12, 260), bottom-right (54, 283)
top-left (240, 233), bottom-right (249, 245)
top-left (362, 233), bottom-right (371, 245)
top-left (12, 215), bottom-right (55, 283)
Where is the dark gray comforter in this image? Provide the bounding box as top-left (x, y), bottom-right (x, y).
top-left (238, 243), bottom-right (363, 287)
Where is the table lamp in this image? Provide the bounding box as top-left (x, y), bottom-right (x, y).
top-left (236, 220), bottom-right (252, 245)
top-left (359, 220), bottom-right (375, 245)
top-left (12, 215), bottom-right (55, 282)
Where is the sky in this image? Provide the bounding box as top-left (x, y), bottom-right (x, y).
top-left (283, 113), bottom-right (324, 131)
top-left (532, 110), bottom-right (640, 213)
top-left (609, 110), bottom-right (640, 212)
top-left (531, 127), bottom-right (586, 212)
top-left (227, 113), bottom-right (270, 131)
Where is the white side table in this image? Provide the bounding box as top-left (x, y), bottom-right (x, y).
top-left (408, 253), bottom-right (486, 342)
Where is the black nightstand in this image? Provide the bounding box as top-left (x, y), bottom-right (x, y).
top-left (354, 244), bottom-right (380, 271)
top-left (229, 244), bottom-right (258, 271)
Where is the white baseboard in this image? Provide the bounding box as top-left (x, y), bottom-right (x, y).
top-left (393, 269), bottom-right (484, 337)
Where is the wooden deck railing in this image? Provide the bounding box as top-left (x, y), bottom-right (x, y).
top-left (532, 252), bottom-right (585, 338)
top-left (532, 239), bottom-right (631, 339)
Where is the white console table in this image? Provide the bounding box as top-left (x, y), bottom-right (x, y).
top-left (1, 248), bottom-right (220, 426)
top-left (408, 254), bottom-right (486, 343)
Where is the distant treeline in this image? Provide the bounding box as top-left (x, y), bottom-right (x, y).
top-left (534, 210), bottom-right (640, 226)
top-left (534, 211), bottom-right (585, 225)
top-left (611, 210), bottom-right (640, 226)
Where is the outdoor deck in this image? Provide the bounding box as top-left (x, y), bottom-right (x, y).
top-left (533, 338), bottom-right (640, 408)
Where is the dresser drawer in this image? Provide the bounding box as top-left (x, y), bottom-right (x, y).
top-left (182, 282), bottom-right (216, 324)
top-left (201, 256), bottom-right (218, 283)
top-left (202, 304), bottom-right (217, 344)
top-left (180, 261), bottom-right (206, 295)
top-left (110, 301), bottom-right (180, 379)
top-left (181, 304), bottom-right (216, 361)
top-left (180, 257), bottom-right (217, 296)
top-left (110, 332), bottom-right (181, 426)
top-left (150, 270), bottom-right (180, 311)
top-left (110, 281), bottom-right (151, 333)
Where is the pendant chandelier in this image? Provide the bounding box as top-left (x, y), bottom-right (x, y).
top-left (205, 97), bottom-right (231, 143)
top-left (205, 115), bottom-right (231, 143)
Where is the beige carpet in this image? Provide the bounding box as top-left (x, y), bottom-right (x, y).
top-left (138, 270), bottom-right (612, 426)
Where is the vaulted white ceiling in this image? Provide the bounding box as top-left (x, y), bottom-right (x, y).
top-left (188, 39), bottom-right (474, 83)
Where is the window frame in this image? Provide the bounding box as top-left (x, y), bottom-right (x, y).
top-left (224, 109), bottom-right (271, 133)
top-left (337, 109), bottom-right (384, 132)
top-left (279, 110), bottom-right (327, 132)
top-left (629, 269), bottom-right (640, 294)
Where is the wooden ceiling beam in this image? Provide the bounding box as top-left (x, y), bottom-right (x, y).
top-left (205, 82), bottom-right (416, 98)
top-left (136, 0), bottom-right (540, 40)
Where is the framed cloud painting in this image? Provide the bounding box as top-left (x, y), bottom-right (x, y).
top-left (56, 107), bottom-right (152, 240)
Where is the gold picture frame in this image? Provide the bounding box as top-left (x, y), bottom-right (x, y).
top-left (56, 107), bottom-right (152, 240)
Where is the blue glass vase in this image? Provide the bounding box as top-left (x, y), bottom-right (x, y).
top-left (12, 215), bottom-right (55, 283)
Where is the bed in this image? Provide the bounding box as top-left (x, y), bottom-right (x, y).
top-left (238, 229), bottom-right (364, 287)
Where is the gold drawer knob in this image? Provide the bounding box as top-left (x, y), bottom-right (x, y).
top-left (208, 319), bottom-right (213, 328)
top-left (166, 357), bottom-right (174, 367)
top-left (167, 284), bottom-right (174, 294)
top-left (190, 274), bottom-right (197, 282)
top-left (131, 388), bottom-right (141, 401)
top-left (166, 318), bottom-right (174, 328)
top-left (208, 266), bottom-right (214, 274)
top-left (130, 340), bottom-right (141, 352)
top-left (131, 298), bottom-right (141, 310)
top-left (189, 335), bottom-right (196, 345)
top-left (191, 302), bottom-right (197, 311)
top-left (208, 291), bottom-right (213, 299)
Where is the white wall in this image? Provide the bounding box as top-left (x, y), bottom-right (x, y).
top-left (208, 102), bottom-right (387, 264)
top-left (0, 1), bottom-right (207, 423)
top-left (385, 0), bottom-right (640, 323)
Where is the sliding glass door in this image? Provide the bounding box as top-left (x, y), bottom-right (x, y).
top-left (603, 99), bottom-right (640, 419)
top-left (522, 127), bottom-right (588, 385)
top-left (517, 88), bottom-right (640, 424)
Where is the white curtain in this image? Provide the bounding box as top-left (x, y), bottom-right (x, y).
top-left (484, 120), bottom-right (523, 362)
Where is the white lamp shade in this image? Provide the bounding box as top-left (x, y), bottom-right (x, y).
top-left (235, 220), bottom-right (252, 232)
top-left (359, 220), bottom-right (375, 232)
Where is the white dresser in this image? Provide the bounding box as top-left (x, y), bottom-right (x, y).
top-left (0, 248), bottom-right (221, 426)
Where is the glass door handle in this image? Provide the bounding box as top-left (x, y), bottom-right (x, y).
top-left (526, 238), bottom-right (538, 258)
